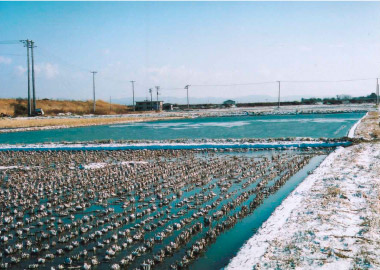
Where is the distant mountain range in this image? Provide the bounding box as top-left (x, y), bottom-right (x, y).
top-left (112, 95), bottom-right (314, 105)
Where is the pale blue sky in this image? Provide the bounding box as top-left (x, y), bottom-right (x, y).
top-left (0, 1), bottom-right (379, 102)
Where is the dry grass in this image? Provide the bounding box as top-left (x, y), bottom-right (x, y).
top-left (0, 116), bottom-right (180, 130)
top-left (355, 111), bottom-right (380, 140)
top-left (0, 98), bottom-right (132, 116)
top-left (326, 186), bottom-right (342, 198)
top-left (0, 98), bottom-right (179, 131)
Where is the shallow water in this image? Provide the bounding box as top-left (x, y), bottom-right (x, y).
top-left (0, 113), bottom-right (364, 144)
top-left (191, 154), bottom-right (326, 270)
top-left (0, 149), bottom-right (327, 270)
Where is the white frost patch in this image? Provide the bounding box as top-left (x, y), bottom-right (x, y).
top-left (0, 166), bottom-right (19, 170)
top-left (0, 165), bottom-right (38, 170)
top-left (82, 161), bottom-right (147, 170)
top-left (0, 140), bottom-right (349, 151)
top-left (119, 161), bottom-right (148, 165)
top-left (110, 121), bottom-right (250, 129)
top-left (347, 112), bottom-right (368, 138)
top-left (227, 143), bottom-right (380, 269)
top-left (82, 162), bottom-right (107, 170)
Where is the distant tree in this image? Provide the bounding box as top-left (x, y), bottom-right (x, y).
top-left (367, 93), bottom-right (377, 100)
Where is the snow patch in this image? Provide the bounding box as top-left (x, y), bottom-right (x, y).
top-left (347, 112), bottom-right (368, 138)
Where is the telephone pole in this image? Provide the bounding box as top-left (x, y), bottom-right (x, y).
top-left (109, 96), bottom-right (112, 112)
top-left (155, 86), bottom-right (160, 111)
top-left (149, 88), bottom-right (153, 110)
top-left (185, 85), bottom-right (190, 109)
top-left (277, 81), bottom-right (281, 109)
top-left (130, 80), bottom-right (135, 111)
top-left (24, 40), bottom-right (32, 116)
top-left (91, 71), bottom-right (97, 113)
top-left (30, 40), bottom-right (36, 114)
top-left (376, 78), bottom-right (379, 106)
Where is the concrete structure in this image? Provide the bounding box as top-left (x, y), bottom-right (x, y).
top-left (163, 103), bottom-right (174, 111)
top-left (135, 100), bottom-right (163, 111)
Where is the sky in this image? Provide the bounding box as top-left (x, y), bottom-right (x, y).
top-left (0, 1), bottom-right (380, 104)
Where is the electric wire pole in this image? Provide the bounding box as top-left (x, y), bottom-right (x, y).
top-left (91, 71), bottom-right (97, 113)
top-left (149, 88), bottom-right (153, 110)
top-left (277, 81), bottom-right (281, 109)
top-left (24, 40), bottom-right (32, 116)
top-left (185, 85), bottom-right (190, 109)
top-left (376, 78), bottom-right (379, 106)
top-left (31, 40), bottom-right (36, 113)
top-left (155, 86), bottom-right (160, 111)
top-left (130, 81), bottom-right (135, 111)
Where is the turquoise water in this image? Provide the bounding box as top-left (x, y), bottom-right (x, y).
top-left (1, 149), bottom-right (325, 270)
top-left (0, 113), bottom-right (364, 144)
top-left (191, 154), bottom-right (326, 270)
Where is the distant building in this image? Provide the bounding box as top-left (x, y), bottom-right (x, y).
top-left (337, 94), bottom-right (352, 100)
top-left (135, 100), bottom-right (163, 111)
top-left (223, 100), bottom-right (236, 107)
top-left (163, 103), bottom-right (173, 111)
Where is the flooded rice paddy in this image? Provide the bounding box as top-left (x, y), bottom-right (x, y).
top-left (0, 148), bottom-right (329, 270)
top-left (0, 112), bottom-right (364, 144)
top-left (0, 113), bottom-right (362, 269)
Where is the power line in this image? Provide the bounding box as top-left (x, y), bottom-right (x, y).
top-left (282, 78), bottom-right (376, 83)
top-left (37, 46), bottom-right (91, 73)
top-left (0, 53), bottom-right (25, 56)
top-left (160, 87), bottom-right (184, 91)
top-left (191, 81), bottom-right (276, 87)
top-left (0, 40), bottom-right (21, 44)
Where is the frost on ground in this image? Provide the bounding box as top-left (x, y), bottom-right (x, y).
top-left (355, 111), bottom-right (380, 140)
top-left (227, 143), bottom-right (380, 270)
top-left (81, 161), bottom-right (148, 170)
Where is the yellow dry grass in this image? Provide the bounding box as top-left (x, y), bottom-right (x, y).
top-left (0, 98), bottom-right (131, 116)
top-left (0, 98), bottom-right (178, 130)
top-left (355, 111), bottom-right (380, 140)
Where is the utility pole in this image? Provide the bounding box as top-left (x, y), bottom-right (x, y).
top-left (185, 85), bottom-right (190, 109)
top-left (130, 81), bottom-right (135, 111)
top-left (30, 40), bottom-right (36, 114)
top-left (149, 88), bottom-right (153, 110)
top-left (277, 81), bottom-right (281, 109)
top-left (110, 96), bottom-right (112, 113)
top-left (155, 86), bottom-right (160, 111)
top-left (376, 78), bottom-right (379, 106)
top-left (91, 71), bottom-right (97, 113)
top-left (24, 40), bottom-right (31, 116)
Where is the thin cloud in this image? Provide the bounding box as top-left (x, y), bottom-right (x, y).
top-left (35, 63), bottom-right (59, 79)
top-left (0, 56), bottom-right (12, 65)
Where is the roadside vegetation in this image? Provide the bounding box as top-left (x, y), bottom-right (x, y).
top-left (0, 98), bottom-right (132, 116)
top-left (355, 111), bottom-right (380, 140)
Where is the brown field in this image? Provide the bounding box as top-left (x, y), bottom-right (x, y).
top-left (0, 98), bottom-right (180, 131)
top-left (0, 116), bottom-right (179, 130)
top-left (355, 111), bottom-right (380, 140)
top-left (0, 98), bottom-right (132, 116)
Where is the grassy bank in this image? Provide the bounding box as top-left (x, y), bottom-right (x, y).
top-left (355, 111), bottom-right (380, 139)
top-left (0, 98), bottom-right (131, 116)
